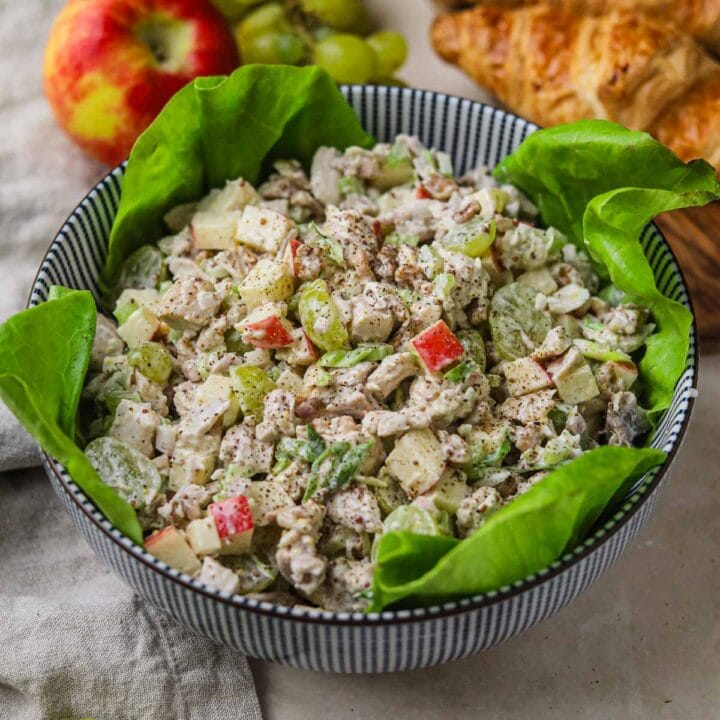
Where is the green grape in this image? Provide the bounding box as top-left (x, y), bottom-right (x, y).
top-left (439, 217), bottom-right (496, 258)
top-left (366, 31), bottom-right (408, 78)
top-left (313, 34), bottom-right (377, 84)
top-left (212, 0), bottom-right (264, 21)
top-left (116, 246), bottom-right (165, 293)
top-left (224, 328), bottom-right (252, 354)
top-left (85, 436), bottom-right (163, 512)
top-left (230, 365), bottom-right (276, 418)
top-left (127, 341), bottom-right (173, 384)
top-left (297, 279), bottom-right (349, 351)
top-left (237, 3), bottom-right (290, 43)
top-left (300, 0), bottom-right (368, 31)
top-left (242, 31), bottom-right (307, 65)
top-left (224, 553), bottom-right (278, 593)
top-left (456, 329), bottom-right (486, 372)
top-left (489, 283), bottom-right (551, 360)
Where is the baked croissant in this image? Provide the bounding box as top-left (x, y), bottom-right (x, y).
top-left (434, 0), bottom-right (720, 53)
top-left (432, 6), bottom-right (720, 167)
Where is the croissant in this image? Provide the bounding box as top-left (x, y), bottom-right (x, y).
top-left (432, 6), bottom-right (720, 167)
top-left (433, 0), bottom-right (720, 53)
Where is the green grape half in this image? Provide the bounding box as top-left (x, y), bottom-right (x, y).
top-left (313, 33), bottom-right (377, 85)
top-left (237, 2), bottom-right (291, 43)
top-left (366, 31), bottom-right (408, 79)
top-left (127, 341), bottom-right (173, 385)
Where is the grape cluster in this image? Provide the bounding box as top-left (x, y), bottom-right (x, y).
top-left (213, 0), bottom-right (408, 85)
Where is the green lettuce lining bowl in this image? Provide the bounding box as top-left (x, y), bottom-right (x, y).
top-left (32, 85), bottom-right (697, 672)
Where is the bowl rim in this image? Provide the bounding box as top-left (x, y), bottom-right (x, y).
top-left (34, 87), bottom-right (698, 626)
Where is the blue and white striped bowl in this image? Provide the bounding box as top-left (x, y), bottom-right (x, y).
top-left (32, 86), bottom-right (697, 672)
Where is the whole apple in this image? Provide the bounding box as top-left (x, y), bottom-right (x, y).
top-left (44, 0), bottom-right (239, 165)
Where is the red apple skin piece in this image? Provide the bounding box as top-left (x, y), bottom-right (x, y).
top-left (43, 0), bottom-right (238, 165)
top-left (243, 315), bottom-right (294, 349)
top-left (411, 320), bottom-right (465, 373)
top-left (144, 526), bottom-right (200, 574)
top-left (208, 496), bottom-right (254, 552)
top-left (301, 329), bottom-right (319, 360)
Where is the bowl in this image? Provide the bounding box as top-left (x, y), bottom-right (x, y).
top-left (32, 85), bottom-right (697, 673)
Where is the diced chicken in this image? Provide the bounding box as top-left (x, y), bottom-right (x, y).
top-left (348, 283), bottom-right (399, 343)
top-left (155, 424), bottom-right (178, 455)
top-left (108, 400), bottom-right (159, 457)
top-left (198, 556), bottom-right (240, 594)
top-left (361, 410), bottom-right (409, 438)
top-left (91, 315), bottom-right (124, 371)
top-left (366, 352), bottom-right (417, 398)
top-left (172, 381), bottom-right (199, 416)
top-left (547, 283), bottom-right (590, 315)
top-left (436, 249), bottom-right (489, 328)
top-left (157, 483), bottom-right (211, 527)
top-left (532, 326), bottom-right (572, 361)
top-left (309, 558), bottom-right (373, 612)
top-left (456, 486), bottom-right (503, 538)
top-left (132, 371), bottom-right (169, 416)
top-left (310, 146), bottom-right (342, 206)
top-left (270, 458), bottom-right (310, 502)
top-left (256, 390), bottom-right (296, 443)
top-left (322, 207), bottom-right (378, 267)
top-left (602, 305), bottom-right (649, 335)
top-left (404, 375), bottom-right (485, 429)
top-left (439, 431), bottom-right (471, 466)
top-left (158, 275), bottom-right (221, 332)
top-left (220, 422), bottom-right (274, 477)
top-left (498, 389), bottom-right (556, 425)
top-left (275, 501), bottom-right (327, 596)
top-left (326, 484), bottom-right (382, 534)
top-left (605, 391), bottom-right (650, 447)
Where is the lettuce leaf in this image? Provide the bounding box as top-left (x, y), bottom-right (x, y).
top-left (369, 446), bottom-right (665, 611)
top-left (104, 65), bottom-right (373, 285)
top-left (494, 120), bottom-right (719, 411)
top-left (0, 290), bottom-right (143, 544)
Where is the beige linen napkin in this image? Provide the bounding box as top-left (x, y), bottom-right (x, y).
top-left (1, 2), bottom-right (262, 717)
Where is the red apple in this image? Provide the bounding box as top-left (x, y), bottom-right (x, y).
top-left (144, 526), bottom-right (200, 575)
top-left (43, 0), bottom-right (239, 165)
top-left (208, 496), bottom-right (254, 554)
top-left (241, 306), bottom-right (294, 349)
top-left (411, 320), bottom-right (465, 373)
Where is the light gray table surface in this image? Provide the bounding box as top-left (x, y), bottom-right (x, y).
top-left (2, 1), bottom-right (719, 718)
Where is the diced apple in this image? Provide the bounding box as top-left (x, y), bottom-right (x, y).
top-left (117, 307), bottom-right (160, 347)
top-left (191, 210), bottom-right (243, 251)
top-left (196, 374), bottom-right (239, 427)
top-left (145, 526), bottom-right (201, 575)
top-left (612, 361), bottom-right (639, 389)
top-left (504, 357), bottom-right (553, 397)
top-left (547, 284), bottom-right (591, 315)
top-left (198, 178), bottom-right (260, 213)
top-left (411, 320), bottom-right (465, 373)
top-left (275, 368), bottom-right (304, 393)
top-left (281, 328), bottom-right (319, 366)
top-left (239, 304), bottom-right (294, 349)
top-left (236, 206), bottom-right (294, 253)
top-left (186, 515), bottom-right (222, 556)
top-left (246, 481), bottom-right (294, 526)
top-left (517, 267), bottom-right (558, 295)
top-left (547, 346), bottom-right (600, 404)
top-left (422, 468), bottom-right (469, 514)
top-left (385, 429), bottom-right (446, 498)
top-left (283, 238), bottom-right (303, 277)
top-left (208, 496), bottom-right (254, 554)
top-left (238, 258), bottom-right (294, 311)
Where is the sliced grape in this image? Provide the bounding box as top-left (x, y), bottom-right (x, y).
top-left (230, 365), bottom-right (276, 418)
top-left (237, 3), bottom-right (290, 42)
top-left (85, 436), bottom-right (163, 512)
top-left (439, 217), bottom-right (496, 258)
top-left (297, 279), bottom-right (349, 351)
top-left (313, 34), bottom-right (377, 84)
top-left (366, 31), bottom-right (408, 78)
top-left (382, 505), bottom-right (440, 535)
top-left (127, 341), bottom-right (173, 384)
top-left (489, 282), bottom-right (551, 360)
top-left (116, 246), bottom-right (165, 293)
top-left (224, 554), bottom-right (278, 594)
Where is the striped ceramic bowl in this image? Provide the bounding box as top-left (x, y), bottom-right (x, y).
top-left (32, 86), bottom-right (697, 673)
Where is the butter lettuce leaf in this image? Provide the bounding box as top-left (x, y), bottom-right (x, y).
top-left (494, 120), bottom-right (718, 411)
top-left (105, 65), bottom-right (373, 285)
top-left (369, 446), bottom-right (665, 611)
top-left (0, 290), bottom-right (143, 544)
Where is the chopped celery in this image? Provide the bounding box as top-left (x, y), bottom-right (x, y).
top-left (224, 328), bottom-right (252, 354)
top-left (385, 140), bottom-right (412, 167)
top-left (318, 343), bottom-right (393, 368)
top-left (384, 232), bottom-right (419, 247)
top-left (303, 439), bottom-right (374, 500)
top-left (305, 222), bottom-right (345, 266)
top-left (338, 176), bottom-right (364, 196)
top-left (444, 360), bottom-right (475, 383)
top-left (297, 279), bottom-right (349, 351)
top-left (574, 338), bottom-right (632, 363)
top-left (230, 365), bottom-right (276, 418)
